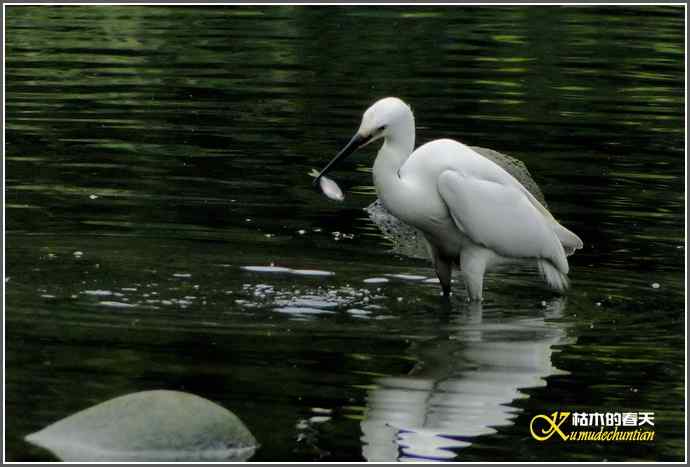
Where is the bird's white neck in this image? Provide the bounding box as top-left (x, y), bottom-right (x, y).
top-left (372, 140), bottom-right (409, 184)
top-left (372, 112), bottom-right (415, 209)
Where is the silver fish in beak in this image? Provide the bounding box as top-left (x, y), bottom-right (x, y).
top-left (309, 169), bottom-right (344, 202)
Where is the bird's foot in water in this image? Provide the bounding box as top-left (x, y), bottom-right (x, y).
top-left (464, 295), bottom-right (483, 303)
top-left (439, 291), bottom-right (478, 302)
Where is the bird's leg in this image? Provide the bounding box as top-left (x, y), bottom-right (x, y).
top-left (440, 277), bottom-right (451, 298)
top-left (460, 248), bottom-right (488, 302)
top-left (431, 247), bottom-right (453, 297)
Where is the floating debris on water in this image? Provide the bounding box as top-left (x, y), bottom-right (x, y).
top-left (277, 296), bottom-right (339, 309)
top-left (82, 290), bottom-right (113, 296)
top-left (347, 308), bottom-right (371, 318)
top-left (423, 277), bottom-right (456, 284)
top-left (89, 194), bottom-right (98, 200)
top-left (273, 306), bottom-right (336, 316)
top-left (295, 419), bottom-right (308, 430)
top-left (386, 274), bottom-right (427, 281)
top-left (290, 269), bottom-right (335, 277)
top-left (241, 266), bottom-right (293, 274)
top-left (308, 416), bottom-right (331, 424)
top-left (98, 301), bottom-right (137, 308)
top-left (73, 251), bottom-right (83, 258)
top-left (363, 277), bottom-right (389, 284)
top-left (651, 282), bottom-right (660, 289)
top-left (241, 266), bottom-right (334, 277)
top-left (236, 283), bottom-right (385, 322)
top-left (330, 231), bottom-right (355, 240)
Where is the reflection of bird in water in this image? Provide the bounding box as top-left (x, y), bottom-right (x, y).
top-left (314, 98), bottom-right (582, 300)
top-left (360, 299), bottom-right (573, 462)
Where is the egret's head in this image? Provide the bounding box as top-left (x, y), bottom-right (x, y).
top-left (357, 97), bottom-right (413, 143)
top-left (313, 97), bottom-right (414, 184)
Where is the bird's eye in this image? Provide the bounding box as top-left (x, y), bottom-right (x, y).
top-left (377, 125), bottom-right (387, 133)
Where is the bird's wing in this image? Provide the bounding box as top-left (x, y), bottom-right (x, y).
top-left (437, 170), bottom-right (569, 273)
top-left (468, 147), bottom-right (583, 256)
top-left (464, 144), bottom-right (583, 255)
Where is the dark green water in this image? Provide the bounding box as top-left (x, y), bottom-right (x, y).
top-left (5, 5), bottom-right (685, 462)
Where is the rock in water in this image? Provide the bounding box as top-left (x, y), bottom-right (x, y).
top-left (24, 390), bottom-right (257, 462)
top-left (470, 146), bottom-right (547, 207)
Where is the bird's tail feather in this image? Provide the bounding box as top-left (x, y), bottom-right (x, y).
top-left (538, 259), bottom-right (570, 292)
top-left (553, 222), bottom-right (583, 256)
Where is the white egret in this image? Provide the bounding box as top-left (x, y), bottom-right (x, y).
top-left (314, 97), bottom-right (583, 301)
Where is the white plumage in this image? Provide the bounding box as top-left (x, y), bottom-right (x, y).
top-left (314, 97), bottom-right (583, 300)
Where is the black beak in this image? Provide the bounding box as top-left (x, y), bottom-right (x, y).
top-left (312, 133), bottom-right (371, 186)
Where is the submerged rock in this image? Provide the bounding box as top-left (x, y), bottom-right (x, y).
top-left (25, 390), bottom-right (257, 462)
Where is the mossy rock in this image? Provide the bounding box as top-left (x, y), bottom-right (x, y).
top-left (25, 390), bottom-right (257, 461)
